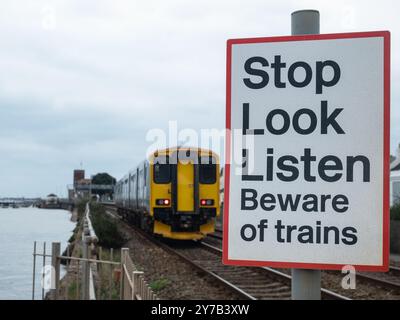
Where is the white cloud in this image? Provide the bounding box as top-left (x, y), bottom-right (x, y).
top-left (0, 0), bottom-right (398, 196)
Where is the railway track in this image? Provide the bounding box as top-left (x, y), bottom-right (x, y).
top-left (164, 240), bottom-right (293, 300)
top-left (210, 225), bottom-right (400, 296)
top-left (197, 241), bottom-right (349, 300)
top-left (103, 204), bottom-right (348, 300)
top-left (207, 229), bottom-right (223, 240)
top-left (355, 267), bottom-right (400, 291)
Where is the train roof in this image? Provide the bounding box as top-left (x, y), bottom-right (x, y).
top-left (116, 147), bottom-right (220, 184)
top-left (147, 146), bottom-right (219, 161)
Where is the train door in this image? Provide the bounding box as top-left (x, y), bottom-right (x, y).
top-left (139, 167), bottom-right (144, 209)
top-left (135, 168), bottom-right (139, 209)
top-left (173, 150), bottom-right (198, 213)
top-left (128, 174), bottom-right (131, 208)
top-left (123, 179), bottom-right (128, 207)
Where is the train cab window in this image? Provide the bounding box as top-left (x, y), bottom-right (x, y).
top-left (199, 156), bottom-right (216, 184)
top-left (154, 156), bottom-right (170, 184)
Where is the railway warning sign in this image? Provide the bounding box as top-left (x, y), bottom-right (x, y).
top-left (223, 31), bottom-right (390, 271)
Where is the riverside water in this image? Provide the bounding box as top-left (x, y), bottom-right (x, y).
top-left (0, 207), bottom-right (75, 299)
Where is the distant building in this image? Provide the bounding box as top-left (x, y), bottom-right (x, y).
top-left (70, 169), bottom-right (91, 199)
top-left (69, 169), bottom-right (114, 201)
top-left (390, 144), bottom-right (400, 206)
top-left (68, 188), bottom-right (74, 200)
top-left (77, 178), bottom-right (91, 185)
top-left (391, 144), bottom-right (400, 172)
top-left (45, 194), bottom-right (58, 205)
top-left (75, 177), bottom-right (92, 199)
top-left (73, 170), bottom-right (85, 186)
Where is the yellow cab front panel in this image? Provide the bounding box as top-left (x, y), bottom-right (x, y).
top-left (149, 147), bottom-right (219, 240)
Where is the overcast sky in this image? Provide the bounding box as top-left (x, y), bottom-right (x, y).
top-left (0, 0), bottom-right (398, 197)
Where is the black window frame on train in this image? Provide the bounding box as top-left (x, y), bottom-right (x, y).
top-left (199, 156), bottom-right (217, 184)
top-left (143, 164), bottom-right (146, 187)
top-left (153, 156), bottom-right (171, 184)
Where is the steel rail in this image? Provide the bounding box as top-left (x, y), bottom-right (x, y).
top-left (104, 204), bottom-right (349, 300)
top-left (104, 207), bottom-right (256, 299)
top-left (200, 241), bottom-right (350, 300)
top-left (355, 272), bottom-right (400, 291)
top-left (211, 227), bottom-right (400, 296)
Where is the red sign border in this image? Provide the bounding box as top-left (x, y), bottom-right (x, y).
top-left (223, 31), bottom-right (390, 272)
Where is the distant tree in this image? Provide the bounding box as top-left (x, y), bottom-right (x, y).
top-left (92, 173), bottom-right (116, 185)
top-left (91, 173), bottom-right (116, 198)
top-left (390, 154), bottom-right (396, 163)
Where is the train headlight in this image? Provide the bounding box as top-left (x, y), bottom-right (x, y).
top-left (200, 199), bottom-right (214, 206)
top-left (156, 199), bottom-right (170, 206)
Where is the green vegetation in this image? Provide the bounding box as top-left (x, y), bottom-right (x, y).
top-left (89, 202), bottom-right (126, 248)
top-left (68, 233), bottom-right (75, 243)
top-left (74, 199), bottom-right (125, 248)
top-left (67, 281), bottom-right (81, 300)
top-left (68, 224), bottom-right (80, 243)
top-left (149, 277), bottom-right (170, 292)
top-left (77, 247), bottom-right (83, 258)
top-left (98, 247), bottom-right (121, 262)
top-left (390, 203), bottom-right (400, 221)
top-left (91, 173), bottom-right (116, 198)
top-left (92, 173), bottom-right (116, 185)
top-left (96, 249), bottom-right (121, 300)
top-left (66, 200), bottom-right (126, 300)
top-left (99, 281), bottom-right (120, 300)
top-left (98, 269), bottom-right (121, 301)
top-left (76, 199), bottom-right (88, 221)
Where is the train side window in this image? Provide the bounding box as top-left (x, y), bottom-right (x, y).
top-left (154, 163), bottom-right (170, 183)
top-left (199, 156), bottom-right (216, 184)
top-left (144, 164), bottom-right (147, 186)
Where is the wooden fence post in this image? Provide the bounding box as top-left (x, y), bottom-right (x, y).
top-left (120, 248), bottom-right (129, 300)
top-left (51, 242), bottom-right (61, 300)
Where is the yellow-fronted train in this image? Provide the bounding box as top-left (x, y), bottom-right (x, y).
top-left (114, 147), bottom-right (220, 240)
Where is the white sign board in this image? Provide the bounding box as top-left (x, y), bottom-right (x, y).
top-left (223, 32), bottom-right (390, 271)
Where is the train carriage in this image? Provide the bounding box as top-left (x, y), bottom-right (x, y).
top-left (115, 147), bottom-right (220, 240)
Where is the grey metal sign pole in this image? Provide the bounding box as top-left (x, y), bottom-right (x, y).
top-left (291, 9), bottom-right (321, 300)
